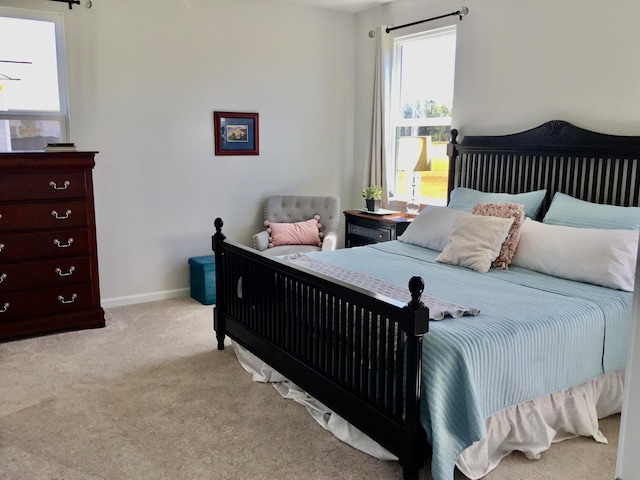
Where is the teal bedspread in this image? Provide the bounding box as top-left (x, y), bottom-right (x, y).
top-left (305, 241), bottom-right (631, 480)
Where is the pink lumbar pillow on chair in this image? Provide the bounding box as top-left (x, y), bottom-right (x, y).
top-left (265, 215), bottom-right (323, 248)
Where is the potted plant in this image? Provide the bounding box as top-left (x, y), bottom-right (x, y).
top-left (362, 185), bottom-right (382, 212)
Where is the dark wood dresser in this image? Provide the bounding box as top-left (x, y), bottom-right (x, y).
top-left (0, 151), bottom-right (104, 340)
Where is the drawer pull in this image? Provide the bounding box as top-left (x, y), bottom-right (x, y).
top-left (0, 273), bottom-right (6, 283)
top-left (49, 180), bottom-right (70, 190)
top-left (51, 209), bottom-right (72, 220)
top-left (55, 266), bottom-right (76, 277)
top-left (0, 302), bottom-right (8, 313)
top-left (54, 238), bottom-right (74, 248)
top-left (0, 243), bottom-right (3, 252)
top-left (58, 294), bottom-right (77, 304)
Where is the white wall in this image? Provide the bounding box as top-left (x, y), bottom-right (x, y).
top-left (0, 0), bottom-right (356, 306)
top-left (355, 0), bottom-right (640, 145)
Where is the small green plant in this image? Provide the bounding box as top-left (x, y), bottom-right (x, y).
top-left (361, 185), bottom-right (382, 200)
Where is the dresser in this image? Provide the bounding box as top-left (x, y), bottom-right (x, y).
top-left (0, 152), bottom-right (104, 340)
top-left (343, 210), bottom-right (413, 247)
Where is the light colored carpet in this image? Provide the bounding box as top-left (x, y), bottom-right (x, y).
top-left (0, 297), bottom-right (619, 479)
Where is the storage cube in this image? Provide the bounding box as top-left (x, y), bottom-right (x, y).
top-left (188, 255), bottom-right (216, 305)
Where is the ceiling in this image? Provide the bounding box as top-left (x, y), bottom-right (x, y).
top-left (280, 0), bottom-right (396, 13)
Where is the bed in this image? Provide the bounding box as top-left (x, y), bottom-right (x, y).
top-left (212, 120), bottom-right (640, 480)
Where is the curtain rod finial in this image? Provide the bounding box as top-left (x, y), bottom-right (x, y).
top-left (459, 6), bottom-right (469, 17)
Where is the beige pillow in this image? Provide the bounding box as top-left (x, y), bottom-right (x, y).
top-left (471, 202), bottom-right (525, 270)
top-left (436, 215), bottom-right (515, 273)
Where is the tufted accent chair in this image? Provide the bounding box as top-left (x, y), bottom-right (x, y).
top-left (253, 195), bottom-right (340, 257)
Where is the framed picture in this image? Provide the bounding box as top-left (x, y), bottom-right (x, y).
top-left (214, 111), bottom-right (259, 156)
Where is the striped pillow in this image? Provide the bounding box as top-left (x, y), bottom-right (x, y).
top-left (448, 187), bottom-right (546, 219)
top-left (543, 193), bottom-right (640, 230)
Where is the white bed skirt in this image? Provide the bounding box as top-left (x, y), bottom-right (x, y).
top-left (232, 341), bottom-right (624, 479)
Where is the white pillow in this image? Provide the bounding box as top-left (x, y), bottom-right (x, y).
top-left (398, 206), bottom-right (469, 252)
top-left (512, 218), bottom-right (639, 291)
top-left (436, 214), bottom-right (515, 273)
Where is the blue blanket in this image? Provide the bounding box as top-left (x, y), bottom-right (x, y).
top-left (306, 241), bottom-right (631, 480)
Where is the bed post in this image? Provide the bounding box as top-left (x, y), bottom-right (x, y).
top-left (400, 276), bottom-right (430, 480)
top-left (446, 128), bottom-right (459, 204)
top-left (212, 217), bottom-right (226, 350)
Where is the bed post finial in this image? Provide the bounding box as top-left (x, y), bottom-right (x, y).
top-left (408, 276), bottom-right (425, 309)
top-left (446, 129), bottom-right (459, 202)
top-left (212, 217), bottom-right (226, 251)
top-left (405, 276), bottom-right (429, 336)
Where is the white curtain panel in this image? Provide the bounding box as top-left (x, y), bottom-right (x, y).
top-left (366, 26), bottom-right (393, 207)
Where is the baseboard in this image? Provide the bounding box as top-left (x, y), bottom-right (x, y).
top-left (101, 288), bottom-right (190, 309)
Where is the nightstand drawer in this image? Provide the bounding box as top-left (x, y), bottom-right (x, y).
top-left (343, 210), bottom-right (413, 248)
top-left (349, 224), bottom-right (391, 242)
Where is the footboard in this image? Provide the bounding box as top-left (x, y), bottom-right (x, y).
top-left (212, 218), bottom-right (430, 479)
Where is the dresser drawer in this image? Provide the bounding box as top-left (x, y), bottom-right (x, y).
top-left (0, 200), bottom-right (88, 232)
top-left (0, 172), bottom-right (87, 201)
top-left (0, 228), bottom-right (90, 262)
top-left (0, 283), bottom-right (96, 321)
top-left (348, 223), bottom-right (391, 242)
top-left (0, 256), bottom-right (92, 293)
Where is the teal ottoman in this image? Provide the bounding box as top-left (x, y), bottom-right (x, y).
top-left (188, 255), bottom-right (216, 305)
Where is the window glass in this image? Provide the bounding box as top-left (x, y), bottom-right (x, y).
top-left (389, 26), bottom-right (457, 207)
top-left (0, 9), bottom-right (69, 151)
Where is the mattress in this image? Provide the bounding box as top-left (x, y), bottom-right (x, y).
top-left (297, 240), bottom-right (632, 480)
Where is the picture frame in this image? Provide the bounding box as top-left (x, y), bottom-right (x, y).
top-left (213, 111), bottom-right (259, 156)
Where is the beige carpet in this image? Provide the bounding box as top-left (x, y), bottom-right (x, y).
top-left (0, 297), bottom-right (620, 480)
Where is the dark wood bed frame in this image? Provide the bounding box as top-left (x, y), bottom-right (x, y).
top-left (213, 120), bottom-right (640, 480)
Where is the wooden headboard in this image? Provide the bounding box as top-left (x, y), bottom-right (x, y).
top-left (446, 120), bottom-right (640, 218)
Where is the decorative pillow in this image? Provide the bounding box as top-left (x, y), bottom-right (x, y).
top-left (265, 215), bottom-right (323, 248)
top-left (436, 214), bottom-right (515, 273)
top-left (448, 187), bottom-right (547, 219)
top-left (471, 202), bottom-right (525, 270)
top-left (543, 192), bottom-right (640, 230)
top-left (512, 218), bottom-right (639, 291)
top-left (397, 206), bottom-right (470, 252)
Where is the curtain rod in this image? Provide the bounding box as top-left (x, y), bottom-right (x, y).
top-left (385, 7), bottom-right (469, 34)
top-left (49, 0), bottom-right (92, 10)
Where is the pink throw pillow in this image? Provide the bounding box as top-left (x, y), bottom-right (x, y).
top-left (471, 202), bottom-right (525, 269)
top-left (265, 215), bottom-right (323, 248)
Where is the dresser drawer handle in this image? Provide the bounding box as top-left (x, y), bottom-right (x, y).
top-left (49, 180), bottom-right (70, 190)
top-left (0, 302), bottom-right (8, 313)
top-left (55, 266), bottom-right (76, 277)
top-left (0, 243), bottom-right (3, 252)
top-left (54, 238), bottom-right (74, 248)
top-left (51, 209), bottom-right (72, 220)
top-left (58, 294), bottom-right (77, 304)
top-left (0, 273), bottom-right (6, 284)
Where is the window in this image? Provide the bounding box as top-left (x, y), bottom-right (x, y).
top-left (388, 26), bottom-right (457, 207)
top-left (0, 8), bottom-right (69, 152)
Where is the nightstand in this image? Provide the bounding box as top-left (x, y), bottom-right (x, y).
top-left (343, 210), bottom-right (414, 247)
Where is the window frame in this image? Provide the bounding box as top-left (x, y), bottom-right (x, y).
top-left (387, 25), bottom-right (457, 209)
top-left (0, 7), bottom-right (71, 146)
